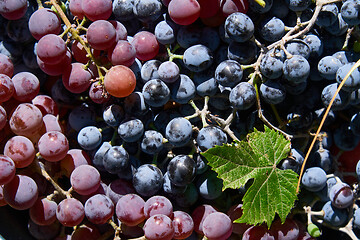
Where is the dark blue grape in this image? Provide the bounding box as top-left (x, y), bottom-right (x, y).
top-left (350, 112), bottom-right (360, 136)
top-left (340, 0), bottom-right (360, 26)
top-left (154, 20), bottom-right (177, 45)
top-left (322, 201), bottom-right (348, 227)
top-left (183, 44), bottom-right (213, 73)
top-left (354, 208), bottom-right (360, 228)
top-left (177, 25), bottom-right (201, 49)
top-left (278, 157), bottom-right (301, 174)
top-left (227, 40), bottom-right (258, 64)
top-left (332, 50), bottom-right (353, 65)
top-left (141, 60), bottom-right (161, 83)
top-left (68, 103), bottom-right (96, 132)
top-left (77, 126), bottom-right (102, 151)
top-left (329, 182), bottom-right (354, 209)
top-left (113, 0), bottom-right (135, 21)
top-left (270, 0), bottom-right (289, 19)
top-left (315, 3), bottom-right (339, 27)
top-left (283, 55), bottom-right (310, 84)
top-left (193, 71), bottom-right (218, 97)
top-left (142, 79), bottom-right (170, 107)
top-left (163, 171), bottom-right (187, 195)
top-left (140, 130), bottom-right (163, 155)
top-left (229, 82), bottom-right (256, 110)
top-left (283, 80), bottom-right (307, 95)
top-left (158, 61), bottom-right (179, 83)
top-left (133, 0), bottom-right (162, 22)
top-left (200, 27), bottom-right (220, 52)
top-left (171, 74), bottom-right (196, 104)
top-left (196, 170), bottom-right (223, 200)
top-left (285, 0), bottom-right (311, 12)
top-left (336, 62), bottom-right (360, 92)
top-left (123, 92), bottom-right (148, 117)
top-left (311, 149), bottom-right (333, 173)
top-left (260, 80), bottom-right (286, 104)
top-left (325, 13), bottom-right (349, 36)
top-left (303, 34), bottom-right (323, 60)
top-left (118, 118), bottom-right (144, 142)
top-left (92, 142), bottom-right (111, 172)
top-left (132, 164), bottom-right (163, 197)
top-left (285, 40), bottom-right (311, 59)
top-left (333, 123), bottom-right (360, 151)
top-left (301, 167), bottom-right (327, 192)
top-left (196, 126), bottom-right (227, 151)
top-left (215, 60), bottom-right (243, 88)
top-left (321, 83), bottom-right (350, 110)
top-left (225, 12), bottom-right (254, 43)
top-left (165, 117), bottom-right (193, 147)
top-left (103, 104), bottom-right (124, 127)
top-left (174, 183), bottom-right (198, 208)
top-left (167, 155), bottom-right (196, 187)
top-left (104, 145), bottom-right (130, 174)
top-left (259, 17), bottom-right (285, 42)
top-left (260, 52), bottom-right (284, 79)
top-left (317, 56), bottom-right (342, 80)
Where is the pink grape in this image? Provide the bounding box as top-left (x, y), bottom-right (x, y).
top-left (69, 0), bottom-right (84, 19)
top-left (62, 62), bottom-right (93, 93)
top-left (36, 34), bottom-right (67, 65)
top-left (168, 0), bottom-right (201, 25)
top-left (89, 81), bottom-right (110, 104)
top-left (0, 154), bottom-right (16, 185)
top-left (37, 49), bottom-right (72, 76)
top-left (0, 53), bottom-right (14, 77)
top-left (11, 71), bottom-right (40, 102)
top-left (191, 204), bottom-right (218, 234)
top-left (61, 149), bottom-right (91, 177)
top-left (108, 40), bottom-right (136, 66)
top-left (28, 8), bottom-right (61, 40)
top-left (43, 114), bottom-right (63, 132)
top-left (3, 174), bottom-right (38, 210)
top-left (70, 165), bottom-right (101, 195)
top-left (4, 135), bottom-right (36, 168)
top-left (0, 0), bottom-right (27, 20)
top-left (131, 31), bottom-right (159, 61)
top-left (143, 214), bottom-right (175, 240)
top-left (0, 105), bottom-right (6, 130)
top-left (29, 198), bottom-right (58, 226)
top-left (56, 198), bottom-right (85, 227)
top-left (9, 103), bottom-right (43, 138)
top-left (202, 212), bottom-right (233, 240)
top-left (0, 74), bottom-right (15, 102)
top-left (221, 0), bottom-right (249, 16)
top-left (144, 195), bottom-right (173, 218)
top-left (84, 194), bottom-right (114, 224)
top-left (82, 0), bottom-right (112, 21)
top-left (116, 193), bottom-right (146, 226)
top-left (86, 20), bottom-right (116, 50)
top-left (109, 20), bottom-right (128, 41)
top-left (32, 95), bottom-right (59, 116)
top-left (38, 131), bottom-right (69, 162)
top-left (173, 211), bottom-right (194, 239)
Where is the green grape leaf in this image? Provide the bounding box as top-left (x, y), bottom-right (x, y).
top-left (201, 126), bottom-right (298, 228)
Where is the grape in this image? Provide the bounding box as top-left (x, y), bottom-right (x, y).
top-left (68, 103), bottom-right (96, 132)
top-left (81, 0), bottom-right (112, 21)
top-left (27, 219), bottom-right (61, 240)
top-left (167, 155), bottom-right (196, 187)
top-left (87, 20), bottom-right (116, 50)
top-left (269, 218), bottom-right (299, 240)
top-left (132, 164), bottom-right (163, 196)
top-left (84, 194), bottom-right (114, 225)
top-left (133, 0), bottom-right (162, 22)
top-left (328, 182), bottom-right (354, 209)
top-left (260, 80), bottom-right (286, 105)
top-left (60, 149), bottom-right (91, 177)
top-left (144, 195), bottom-right (173, 218)
top-left (42, 113), bottom-right (63, 133)
top-left (56, 198), bottom-right (85, 227)
top-left (0, 74), bottom-right (14, 102)
top-left (225, 12), bottom-right (254, 43)
top-left (0, 154), bottom-right (15, 185)
top-left (32, 95), bottom-right (58, 116)
top-left (196, 170), bottom-right (223, 200)
top-left (0, 53), bottom-right (14, 77)
top-left (171, 74), bottom-right (196, 104)
top-left (322, 201), bottom-right (348, 227)
top-left (177, 25), bottom-right (202, 48)
top-left (283, 55), bottom-right (310, 84)
top-left (242, 225), bottom-right (276, 240)
top-left (202, 212), bottom-right (232, 240)
top-left (163, 171), bottom-right (187, 195)
top-left (0, 0), bottom-right (27, 20)
top-left (71, 223), bottom-right (101, 240)
top-left (197, 126), bottom-right (227, 151)
top-left (321, 83), bottom-right (350, 111)
top-left (215, 60), bottom-right (243, 88)
top-left (116, 193), bottom-right (146, 226)
top-left (29, 198), bottom-right (57, 226)
top-left (316, 3), bottom-right (338, 27)
top-left (12, 71), bottom-right (40, 102)
top-left (4, 135), bottom-right (35, 168)
top-left (36, 34), bottom-right (67, 65)
top-left (0, 185), bottom-right (6, 206)
top-left (354, 208), bottom-right (360, 228)
top-left (104, 65), bottom-right (136, 98)
top-left (168, 0), bottom-right (201, 25)
top-left (317, 56), bottom-right (342, 80)
top-left (229, 82), bottom-right (256, 110)
top-left (69, 0), bottom-right (84, 19)
top-left (103, 145), bottom-right (130, 174)
top-left (28, 8), bottom-right (61, 40)
top-left (38, 49), bottom-right (72, 76)
top-left (157, 61), bottom-right (180, 83)
top-left (6, 17), bottom-right (32, 42)
top-left (165, 117), bottom-right (193, 147)
top-left (106, 178), bottom-right (136, 204)
top-left (285, 0), bottom-right (311, 11)
top-left (336, 62), bottom-right (360, 92)
top-left (112, 0), bottom-right (135, 21)
top-left (102, 104), bottom-right (124, 127)
top-left (0, 105), bottom-right (6, 130)
top-left (89, 81), bottom-right (110, 104)
top-left (141, 59), bottom-right (161, 83)
top-left (333, 123), bottom-right (360, 151)
top-left (3, 174), bottom-right (38, 210)
top-left (143, 214), bottom-right (175, 240)
top-left (301, 167), bottom-right (327, 192)
top-left (259, 17), bottom-right (285, 42)
top-left (340, 0), bottom-right (360, 26)
top-left (228, 40), bottom-right (257, 64)
top-left (332, 50), bottom-right (353, 65)
top-left (118, 118), bottom-right (144, 142)
top-left (131, 31), bottom-right (159, 61)
top-left (142, 79), bottom-right (170, 107)
top-left (9, 103), bottom-right (43, 138)
top-left (192, 204), bottom-right (218, 234)
top-left (183, 44), bottom-right (213, 72)
top-left (175, 182), bottom-right (199, 208)
top-left (70, 165), bottom-right (101, 195)
top-left (38, 131), bottom-right (69, 162)
top-left (155, 20), bottom-right (177, 45)
top-left (303, 34), bottom-right (323, 60)
top-left (77, 126), bottom-right (102, 150)
top-left (325, 13), bottom-right (349, 36)
top-left (193, 71), bottom-right (218, 97)
top-left (108, 40), bottom-right (136, 66)
top-left (221, 0), bottom-right (249, 17)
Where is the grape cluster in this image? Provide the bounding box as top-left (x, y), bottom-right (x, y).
top-left (1, 0), bottom-right (360, 239)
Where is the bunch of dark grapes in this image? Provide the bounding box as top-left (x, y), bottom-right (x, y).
top-left (1, 0), bottom-right (360, 239)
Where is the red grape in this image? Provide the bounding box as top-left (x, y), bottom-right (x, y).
top-left (0, 53), bottom-right (14, 77)
top-left (144, 195), bottom-right (173, 218)
top-left (116, 193), bottom-right (146, 226)
top-left (71, 223), bottom-right (101, 240)
top-left (62, 62), bottom-right (93, 93)
top-left (0, 185), bottom-right (7, 206)
top-left (32, 95), bottom-right (59, 116)
top-left (202, 212), bottom-right (233, 240)
top-left (109, 20), bottom-right (128, 41)
top-left (106, 178), bottom-right (136, 204)
top-left (28, 8), bottom-right (61, 40)
top-left (37, 49), bottom-right (72, 76)
top-left (131, 31), bottom-right (159, 61)
top-left (11, 71), bottom-right (40, 102)
top-left (173, 211), bottom-right (194, 239)
top-left (221, 0), bottom-right (249, 16)
top-left (168, 0), bottom-right (201, 25)
top-left (0, 0), bottom-right (27, 20)
top-left (56, 198), bottom-right (85, 227)
top-left (198, 0), bottom-right (220, 18)
top-left (84, 194), bottom-right (114, 224)
top-left (38, 131), bottom-right (69, 162)
top-left (4, 135), bottom-right (36, 168)
top-left (43, 114), bottom-right (63, 133)
top-left (86, 20), bottom-right (116, 50)
top-left (0, 74), bottom-right (15, 102)
top-left (0, 154), bottom-right (16, 185)
top-left (89, 81), bottom-right (110, 104)
top-left (108, 40), bottom-right (136, 66)
top-left (242, 225), bottom-right (276, 240)
top-left (69, 0), bottom-right (84, 19)
top-left (82, 0), bottom-right (112, 21)
top-left (70, 165), bottom-right (101, 195)
top-left (29, 197), bottom-right (58, 226)
top-left (0, 105), bottom-right (6, 130)
top-left (36, 34), bottom-right (67, 65)
top-left (143, 214), bottom-right (175, 240)
top-left (9, 103), bottom-right (43, 138)
top-left (192, 204), bottom-right (217, 234)
top-left (60, 149), bottom-right (91, 177)
top-left (104, 65), bottom-right (136, 98)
